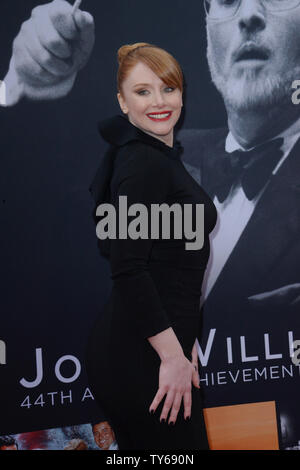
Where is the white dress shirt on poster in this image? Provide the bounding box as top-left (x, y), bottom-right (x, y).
top-left (202, 115), bottom-right (300, 302)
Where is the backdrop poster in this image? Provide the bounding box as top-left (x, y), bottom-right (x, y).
top-left (0, 0), bottom-right (299, 451)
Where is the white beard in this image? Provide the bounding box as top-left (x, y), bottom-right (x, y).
top-left (206, 35), bottom-right (300, 113)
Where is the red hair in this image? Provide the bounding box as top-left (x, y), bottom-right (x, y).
top-left (117, 42), bottom-right (184, 93)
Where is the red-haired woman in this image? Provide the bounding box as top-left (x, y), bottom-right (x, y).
top-left (86, 43), bottom-right (217, 450)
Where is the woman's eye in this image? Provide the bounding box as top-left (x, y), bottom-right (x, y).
top-left (136, 89), bottom-right (149, 96)
top-left (164, 87), bottom-right (175, 93)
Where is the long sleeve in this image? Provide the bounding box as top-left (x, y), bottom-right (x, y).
top-left (107, 143), bottom-right (173, 339)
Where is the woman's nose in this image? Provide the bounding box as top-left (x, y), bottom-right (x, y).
top-left (151, 91), bottom-right (165, 108)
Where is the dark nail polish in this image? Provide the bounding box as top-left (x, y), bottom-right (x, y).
top-left (169, 421), bottom-right (175, 425)
top-left (150, 409), bottom-right (154, 415)
top-left (185, 416), bottom-right (191, 421)
top-left (160, 418), bottom-right (166, 424)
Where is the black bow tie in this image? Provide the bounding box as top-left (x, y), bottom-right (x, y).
top-left (213, 138), bottom-right (284, 202)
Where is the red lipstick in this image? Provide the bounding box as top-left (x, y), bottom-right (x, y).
top-left (146, 111), bottom-right (173, 122)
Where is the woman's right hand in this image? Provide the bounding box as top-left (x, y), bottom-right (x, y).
top-left (149, 352), bottom-right (200, 425)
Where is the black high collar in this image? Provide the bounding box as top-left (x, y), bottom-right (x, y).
top-left (98, 115), bottom-right (183, 160)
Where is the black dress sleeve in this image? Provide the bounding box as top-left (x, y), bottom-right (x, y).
top-left (108, 143), bottom-right (173, 339)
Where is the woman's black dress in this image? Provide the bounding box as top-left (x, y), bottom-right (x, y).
top-left (86, 115), bottom-right (217, 450)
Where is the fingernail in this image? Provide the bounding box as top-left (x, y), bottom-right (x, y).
top-left (169, 421), bottom-right (175, 426)
top-left (83, 11), bottom-right (94, 24)
top-left (74, 10), bottom-right (92, 28)
top-left (149, 409), bottom-right (154, 415)
top-left (76, 11), bottom-right (94, 28)
top-left (160, 418), bottom-right (166, 424)
top-left (185, 416), bottom-right (190, 421)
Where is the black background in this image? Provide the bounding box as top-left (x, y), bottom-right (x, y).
top-left (0, 0), bottom-right (225, 434)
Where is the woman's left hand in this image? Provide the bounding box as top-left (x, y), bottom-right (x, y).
top-left (191, 339), bottom-right (200, 389)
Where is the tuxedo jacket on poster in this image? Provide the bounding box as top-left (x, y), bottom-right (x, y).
top-left (178, 127), bottom-right (300, 408)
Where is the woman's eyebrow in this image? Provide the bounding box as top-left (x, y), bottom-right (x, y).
top-left (132, 83), bottom-right (152, 88)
